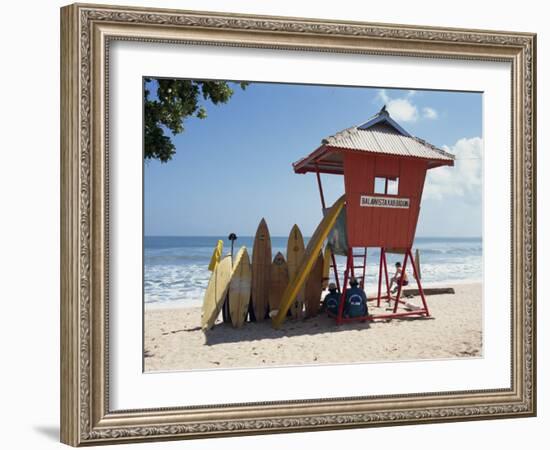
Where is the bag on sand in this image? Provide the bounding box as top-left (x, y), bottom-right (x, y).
top-left (345, 292), bottom-right (367, 318)
top-left (325, 293), bottom-right (341, 315)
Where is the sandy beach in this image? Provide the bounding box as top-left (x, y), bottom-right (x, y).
top-left (144, 282), bottom-right (482, 372)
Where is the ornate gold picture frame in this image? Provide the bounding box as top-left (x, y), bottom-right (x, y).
top-left (60, 3), bottom-right (536, 446)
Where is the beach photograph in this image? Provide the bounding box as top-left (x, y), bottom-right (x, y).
top-left (143, 79), bottom-right (482, 372)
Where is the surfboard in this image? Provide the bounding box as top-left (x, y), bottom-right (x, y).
top-left (269, 252), bottom-right (289, 315)
top-left (208, 240), bottom-right (223, 271)
top-left (272, 195), bottom-right (346, 328)
top-left (201, 255), bottom-right (233, 331)
top-left (229, 247), bottom-right (252, 328)
top-left (251, 218), bottom-right (272, 321)
top-left (305, 251), bottom-right (324, 318)
top-left (322, 244), bottom-right (332, 289)
top-left (287, 224), bottom-right (306, 319)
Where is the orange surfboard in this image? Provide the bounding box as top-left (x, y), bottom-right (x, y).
top-left (269, 252), bottom-right (289, 314)
top-left (251, 218), bottom-right (272, 321)
top-left (286, 224), bottom-right (306, 319)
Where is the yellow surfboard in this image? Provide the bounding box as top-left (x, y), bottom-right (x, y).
top-left (229, 247), bottom-right (252, 328)
top-left (286, 224), bottom-right (305, 319)
top-left (202, 255), bottom-right (233, 331)
top-left (251, 218), bottom-right (272, 321)
top-left (272, 195), bottom-right (346, 328)
top-left (208, 240), bottom-right (223, 271)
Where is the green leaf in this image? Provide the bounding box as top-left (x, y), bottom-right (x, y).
top-left (143, 79), bottom-right (247, 162)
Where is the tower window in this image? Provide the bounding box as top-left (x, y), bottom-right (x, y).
top-left (374, 176), bottom-right (399, 195)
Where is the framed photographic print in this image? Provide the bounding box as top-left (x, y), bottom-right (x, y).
top-left (60, 3), bottom-right (537, 446)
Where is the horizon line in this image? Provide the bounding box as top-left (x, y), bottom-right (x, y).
top-left (144, 234), bottom-right (482, 239)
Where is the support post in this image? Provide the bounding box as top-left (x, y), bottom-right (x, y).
top-left (360, 248), bottom-right (367, 289)
top-left (314, 161), bottom-right (340, 292)
top-left (382, 248), bottom-right (390, 301)
top-left (351, 250), bottom-right (355, 279)
top-left (331, 252), bottom-right (340, 293)
top-left (377, 248), bottom-right (384, 307)
top-left (314, 163), bottom-right (326, 210)
top-left (336, 252), bottom-right (352, 325)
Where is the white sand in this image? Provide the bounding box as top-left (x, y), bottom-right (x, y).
top-left (144, 282), bottom-right (482, 372)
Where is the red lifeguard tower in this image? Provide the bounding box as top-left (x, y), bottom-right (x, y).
top-left (293, 106), bottom-right (454, 323)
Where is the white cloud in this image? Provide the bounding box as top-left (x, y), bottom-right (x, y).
top-left (423, 137), bottom-right (483, 202)
top-left (376, 89), bottom-right (438, 123)
top-left (388, 98), bottom-right (419, 122)
top-left (422, 107), bottom-right (438, 119)
top-left (377, 89), bottom-right (418, 122)
top-left (378, 89), bottom-right (390, 104)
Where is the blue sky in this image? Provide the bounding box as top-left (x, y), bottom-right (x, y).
top-left (144, 81), bottom-right (482, 237)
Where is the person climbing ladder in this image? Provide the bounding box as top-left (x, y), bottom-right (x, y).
top-left (389, 261), bottom-right (409, 294)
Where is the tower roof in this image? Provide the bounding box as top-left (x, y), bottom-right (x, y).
top-left (293, 106), bottom-right (454, 175)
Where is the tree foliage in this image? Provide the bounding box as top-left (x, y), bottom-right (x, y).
top-left (144, 79), bottom-right (248, 162)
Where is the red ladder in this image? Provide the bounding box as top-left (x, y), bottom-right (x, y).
top-left (351, 247), bottom-right (368, 289)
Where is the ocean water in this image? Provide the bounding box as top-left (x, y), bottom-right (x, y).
top-left (144, 236), bottom-right (482, 307)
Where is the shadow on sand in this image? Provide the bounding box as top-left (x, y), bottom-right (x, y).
top-left (201, 312), bottom-right (432, 346)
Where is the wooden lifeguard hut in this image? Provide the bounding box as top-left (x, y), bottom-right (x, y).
top-left (293, 106), bottom-right (455, 323)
